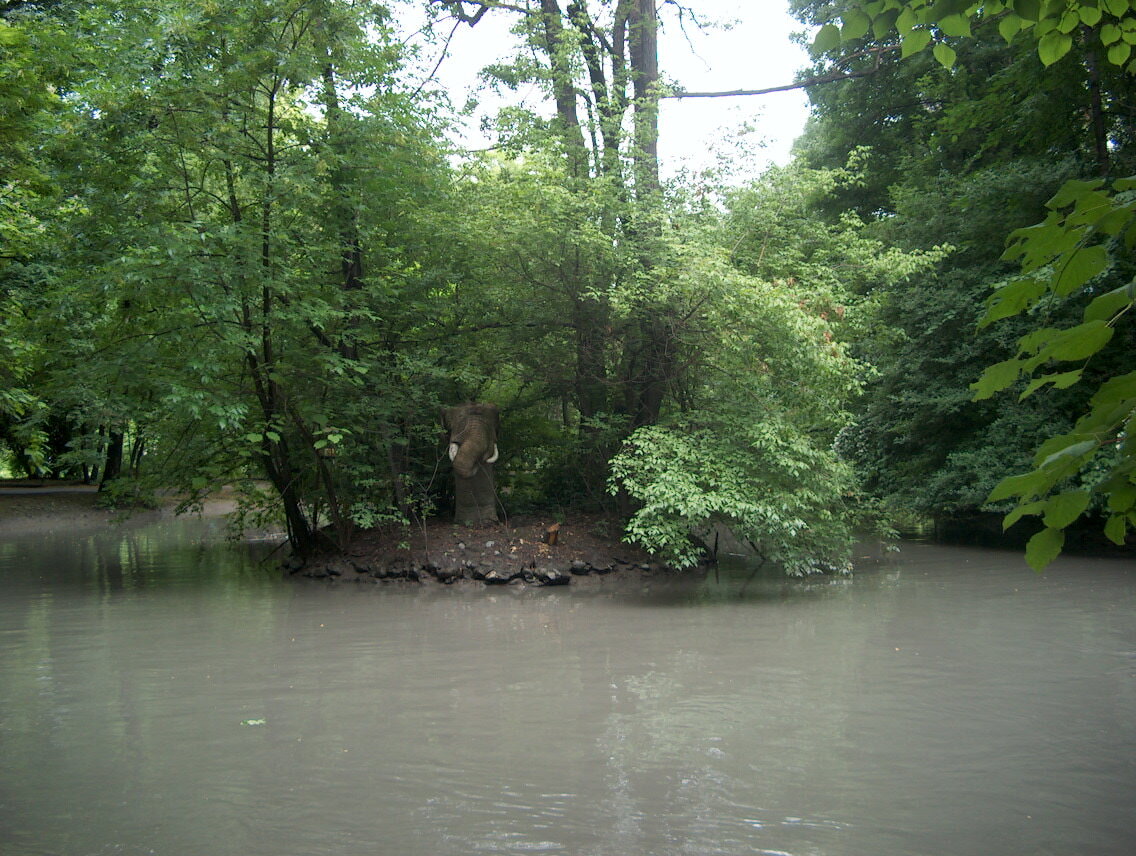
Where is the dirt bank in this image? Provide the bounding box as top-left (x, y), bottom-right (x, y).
top-left (290, 512), bottom-right (683, 587)
top-left (0, 480), bottom-right (242, 536)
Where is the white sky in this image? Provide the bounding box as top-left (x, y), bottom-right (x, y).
top-left (410, 1), bottom-right (814, 181)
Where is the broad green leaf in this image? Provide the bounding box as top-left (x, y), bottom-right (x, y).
top-left (980, 277), bottom-right (1047, 326)
top-left (896, 6), bottom-right (919, 33)
top-left (971, 357), bottom-right (1023, 399)
top-left (999, 12), bottom-right (1023, 42)
top-left (1042, 489), bottom-right (1091, 529)
top-left (933, 42), bottom-right (958, 68)
top-left (938, 14), bottom-right (972, 37)
top-left (1038, 31), bottom-right (1073, 65)
top-left (902, 28), bottom-right (933, 56)
top-left (1084, 282), bottom-right (1136, 323)
top-left (988, 469), bottom-right (1049, 502)
top-left (1025, 526), bottom-right (1064, 570)
top-left (1013, 0), bottom-right (1043, 22)
top-left (1037, 438), bottom-right (1096, 469)
top-left (1104, 0), bottom-right (1130, 17)
top-left (1017, 325), bottom-right (1062, 354)
top-left (1019, 370), bottom-right (1083, 400)
top-left (1055, 244), bottom-right (1109, 295)
top-left (872, 9), bottom-right (900, 39)
top-left (1092, 371), bottom-right (1136, 407)
top-left (1107, 479), bottom-right (1136, 513)
top-left (1104, 514), bottom-right (1128, 545)
top-left (842, 10), bottom-right (871, 40)
top-left (812, 23), bottom-right (841, 54)
top-left (1038, 319), bottom-right (1114, 362)
top-left (1057, 10), bottom-right (1081, 33)
top-left (1101, 23), bottom-right (1123, 45)
top-left (1108, 41), bottom-right (1132, 64)
top-left (1080, 5), bottom-right (1104, 26)
top-left (1003, 499), bottom-right (1047, 529)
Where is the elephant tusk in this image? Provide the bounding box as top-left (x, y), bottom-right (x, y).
top-left (484, 444), bottom-right (499, 464)
top-left (449, 442), bottom-right (459, 461)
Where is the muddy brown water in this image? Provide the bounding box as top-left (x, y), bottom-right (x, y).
top-left (2, 515), bottom-right (1134, 856)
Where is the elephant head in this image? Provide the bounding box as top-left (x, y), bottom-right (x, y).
top-left (441, 402), bottom-right (500, 479)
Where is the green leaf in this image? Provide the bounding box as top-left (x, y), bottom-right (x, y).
top-left (1003, 499), bottom-right (1047, 529)
top-left (897, 6), bottom-right (919, 34)
top-left (989, 469), bottom-right (1048, 502)
top-left (1080, 5), bottom-right (1104, 26)
top-left (981, 277), bottom-right (1047, 326)
top-left (902, 28), bottom-right (933, 57)
top-left (872, 9), bottom-right (900, 39)
top-left (1092, 371), bottom-right (1136, 407)
top-left (933, 42), bottom-right (958, 68)
top-left (812, 23), bottom-right (841, 54)
top-left (1104, 0), bottom-right (1130, 17)
top-left (1108, 40), bottom-right (1132, 64)
top-left (1048, 178), bottom-right (1107, 208)
top-left (1057, 10), bottom-right (1082, 33)
top-left (1104, 514), bottom-right (1128, 545)
top-left (1020, 370), bottom-right (1083, 399)
top-left (1039, 31), bottom-right (1073, 65)
top-left (1013, 0), bottom-right (1043, 22)
top-left (1107, 480), bottom-right (1136, 513)
top-left (999, 12), bottom-right (1023, 42)
top-left (1037, 438), bottom-right (1096, 469)
top-left (1042, 489), bottom-right (1091, 529)
top-left (938, 14), bottom-right (972, 37)
top-left (842, 10), bottom-right (871, 40)
top-left (1041, 320), bottom-right (1114, 362)
top-left (971, 357), bottom-right (1023, 399)
top-left (1101, 23), bottom-right (1123, 45)
top-left (1055, 244), bottom-right (1109, 295)
top-left (1026, 526), bottom-right (1064, 570)
top-left (1084, 282), bottom-right (1136, 322)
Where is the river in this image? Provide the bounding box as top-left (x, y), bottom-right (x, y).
top-left (1, 514), bottom-right (1134, 856)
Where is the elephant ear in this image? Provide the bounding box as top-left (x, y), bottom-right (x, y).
top-left (440, 407), bottom-right (453, 431)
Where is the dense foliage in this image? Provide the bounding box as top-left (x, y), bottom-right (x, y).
top-left (797, 0), bottom-right (1136, 567)
top-left (3, 0), bottom-right (1130, 571)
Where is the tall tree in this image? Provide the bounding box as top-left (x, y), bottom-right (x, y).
top-left (23, 0), bottom-right (452, 551)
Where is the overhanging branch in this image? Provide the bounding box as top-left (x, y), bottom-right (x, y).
top-left (665, 44), bottom-right (899, 99)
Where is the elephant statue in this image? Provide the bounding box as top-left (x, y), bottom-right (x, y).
top-left (441, 402), bottom-right (500, 526)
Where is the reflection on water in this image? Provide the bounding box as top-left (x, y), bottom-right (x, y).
top-left (1, 519), bottom-right (1134, 856)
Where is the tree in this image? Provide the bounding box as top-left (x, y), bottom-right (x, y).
top-left (16, 0), bottom-right (454, 551)
top-left (812, 0), bottom-right (1136, 566)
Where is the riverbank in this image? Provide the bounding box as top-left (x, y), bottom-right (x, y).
top-left (0, 480), bottom-right (242, 536)
top-left (0, 483), bottom-right (674, 586)
top-left (290, 512), bottom-right (679, 587)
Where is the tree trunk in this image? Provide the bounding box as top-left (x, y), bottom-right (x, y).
top-left (99, 429), bottom-right (124, 488)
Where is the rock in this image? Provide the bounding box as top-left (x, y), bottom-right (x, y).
top-left (282, 555), bottom-right (306, 572)
top-left (534, 567), bottom-right (570, 586)
top-left (570, 559), bottom-right (591, 575)
top-left (434, 567), bottom-right (460, 584)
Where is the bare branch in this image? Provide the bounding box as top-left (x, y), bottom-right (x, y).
top-left (665, 45), bottom-right (900, 99)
